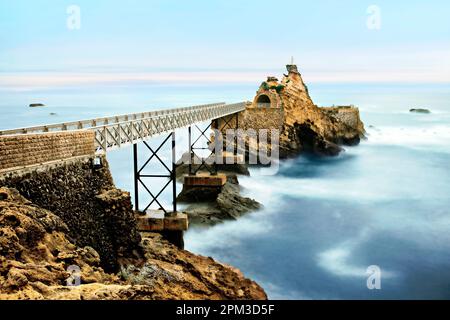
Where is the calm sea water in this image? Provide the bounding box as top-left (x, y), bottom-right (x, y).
top-left (1, 82), bottom-right (449, 299)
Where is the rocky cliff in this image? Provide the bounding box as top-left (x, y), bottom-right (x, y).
top-left (0, 156), bottom-right (141, 272)
top-left (0, 158), bottom-right (267, 300)
top-left (278, 65), bottom-right (365, 157)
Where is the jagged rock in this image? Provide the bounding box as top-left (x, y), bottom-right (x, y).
top-left (235, 65), bottom-right (365, 158)
top-left (177, 186), bottom-right (222, 203)
top-left (139, 233), bottom-right (267, 300)
top-left (181, 203), bottom-right (225, 225)
top-left (0, 187), bottom-right (116, 297)
top-left (277, 66), bottom-right (364, 157)
top-left (216, 182), bottom-right (261, 219)
top-left (181, 176), bottom-right (261, 226)
top-left (294, 122), bottom-right (343, 156)
top-left (0, 157), bottom-right (141, 272)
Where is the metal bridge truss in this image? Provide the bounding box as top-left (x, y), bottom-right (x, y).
top-left (133, 132), bottom-right (177, 214)
top-left (1, 101), bottom-right (246, 213)
top-left (94, 102), bottom-right (245, 153)
top-left (0, 102), bottom-right (246, 154)
top-left (187, 113), bottom-right (239, 176)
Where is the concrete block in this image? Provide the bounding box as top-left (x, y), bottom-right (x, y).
top-left (136, 210), bottom-right (164, 232)
top-left (164, 212), bottom-right (189, 231)
top-left (184, 173), bottom-right (227, 187)
top-left (136, 210), bottom-right (188, 232)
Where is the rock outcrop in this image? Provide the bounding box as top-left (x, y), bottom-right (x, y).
top-left (410, 108), bottom-right (431, 114)
top-left (0, 156), bottom-right (141, 272)
top-left (0, 187), bottom-right (267, 300)
top-left (233, 64), bottom-right (366, 158)
top-left (178, 173), bottom-right (261, 226)
top-left (277, 65), bottom-right (365, 157)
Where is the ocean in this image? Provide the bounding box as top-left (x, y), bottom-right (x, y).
top-left (1, 82), bottom-right (449, 299)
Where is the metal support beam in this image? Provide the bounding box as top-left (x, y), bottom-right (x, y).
top-left (134, 132), bottom-right (177, 215)
top-left (172, 132), bottom-right (177, 214)
top-left (188, 126), bottom-right (192, 176)
top-left (218, 112), bottom-right (240, 155)
top-left (186, 111), bottom-right (241, 176)
top-left (189, 123), bottom-right (217, 176)
top-left (133, 143), bottom-right (139, 211)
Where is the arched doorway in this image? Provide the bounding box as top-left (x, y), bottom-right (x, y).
top-left (256, 94), bottom-right (271, 108)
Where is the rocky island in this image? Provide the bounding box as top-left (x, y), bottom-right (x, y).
top-left (410, 108), bottom-right (431, 114)
top-left (220, 64), bottom-right (365, 158)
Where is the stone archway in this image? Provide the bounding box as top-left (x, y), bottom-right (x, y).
top-left (256, 94), bottom-right (271, 108)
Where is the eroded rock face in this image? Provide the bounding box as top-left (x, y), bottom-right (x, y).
top-left (0, 187), bottom-right (267, 300)
top-left (0, 187), bottom-right (116, 299)
top-left (0, 157), bottom-right (141, 272)
top-left (123, 233), bottom-right (267, 300)
top-left (277, 66), bottom-right (365, 157)
top-left (236, 65), bottom-right (365, 158)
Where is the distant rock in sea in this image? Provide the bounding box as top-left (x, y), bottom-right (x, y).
top-left (29, 103), bottom-right (45, 107)
top-left (410, 108), bottom-right (431, 114)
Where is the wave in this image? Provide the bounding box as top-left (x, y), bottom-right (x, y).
top-left (365, 125), bottom-right (450, 151)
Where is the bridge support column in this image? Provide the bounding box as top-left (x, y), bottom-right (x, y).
top-left (180, 113), bottom-right (241, 201)
top-left (133, 132), bottom-right (188, 249)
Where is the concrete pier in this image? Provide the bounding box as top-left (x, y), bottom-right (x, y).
top-left (183, 173), bottom-right (227, 188)
top-left (136, 210), bottom-right (189, 249)
top-left (136, 210), bottom-right (189, 232)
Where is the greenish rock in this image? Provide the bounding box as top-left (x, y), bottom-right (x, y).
top-left (410, 108), bottom-right (431, 114)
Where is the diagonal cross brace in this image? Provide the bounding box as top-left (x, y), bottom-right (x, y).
top-left (133, 132), bottom-right (177, 215)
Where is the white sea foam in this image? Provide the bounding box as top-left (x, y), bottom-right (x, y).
top-left (317, 229), bottom-right (397, 279)
top-left (185, 210), bottom-right (274, 254)
top-left (263, 282), bottom-right (314, 300)
top-left (365, 125), bottom-right (450, 151)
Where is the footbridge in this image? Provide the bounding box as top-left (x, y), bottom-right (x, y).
top-left (0, 102), bottom-right (247, 240)
top-left (0, 102), bottom-right (245, 154)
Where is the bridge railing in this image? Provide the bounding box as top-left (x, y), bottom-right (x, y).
top-left (0, 102), bottom-right (227, 136)
top-left (0, 101), bottom-right (247, 153)
top-left (92, 102), bottom-right (246, 153)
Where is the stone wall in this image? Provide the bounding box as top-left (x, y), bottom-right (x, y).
top-left (217, 108), bottom-right (284, 133)
top-left (321, 107), bottom-right (365, 134)
top-left (0, 156), bottom-right (141, 272)
top-left (239, 108), bottom-right (284, 131)
top-left (0, 131), bottom-right (95, 172)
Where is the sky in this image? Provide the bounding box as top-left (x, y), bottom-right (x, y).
top-left (0, 0), bottom-right (450, 88)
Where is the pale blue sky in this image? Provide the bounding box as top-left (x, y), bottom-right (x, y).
top-left (1, 0), bottom-right (449, 85)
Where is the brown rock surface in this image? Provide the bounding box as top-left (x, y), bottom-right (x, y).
top-left (233, 65), bottom-right (366, 158)
top-left (278, 66), bottom-right (365, 156)
top-left (0, 187), bottom-right (266, 300)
